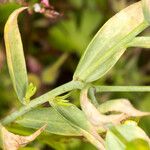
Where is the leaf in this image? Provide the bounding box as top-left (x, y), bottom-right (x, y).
top-left (16, 106), bottom-right (105, 149)
top-left (105, 122), bottom-right (150, 150)
top-left (4, 7), bottom-right (28, 104)
top-left (16, 107), bottom-right (81, 136)
top-left (98, 99), bottom-right (150, 117)
top-left (73, 1), bottom-right (149, 83)
top-left (126, 139), bottom-right (150, 150)
top-left (142, 0), bottom-right (150, 24)
top-left (80, 89), bottom-right (127, 128)
top-left (24, 83), bottom-right (37, 104)
top-left (0, 124), bottom-right (46, 150)
top-left (51, 103), bottom-right (105, 150)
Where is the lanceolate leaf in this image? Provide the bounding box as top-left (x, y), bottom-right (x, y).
top-left (4, 7), bottom-right (28, 104)
top-left (52, 103), bottom-right (105, 150)
top-left (73, 1), bottom-right (149, 83)
top-left (16, 108), bottom-right (81, 136)
top-left (17, 106), bottom-right (105, 149)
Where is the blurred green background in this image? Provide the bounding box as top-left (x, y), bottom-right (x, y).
top-left (0, 0), bottom-right (150, 149)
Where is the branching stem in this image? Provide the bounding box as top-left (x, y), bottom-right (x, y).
top-left (1, 81), bottom-right (84, 125)
top-left (1, 82), bottom-right (150, 125)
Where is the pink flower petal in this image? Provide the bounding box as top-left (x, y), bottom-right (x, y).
top-left (41, 0), bottom-right (50, 7)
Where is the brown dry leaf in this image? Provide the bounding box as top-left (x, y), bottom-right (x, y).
top-left (1, 124), bottom-right (46, 150)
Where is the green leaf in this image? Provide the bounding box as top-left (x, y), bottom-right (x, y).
top-left (126, 139), bottom-right (150, 150)
top-left (106, 122), bottom-right (150, 150)
top-left (24, 83), bottom-right (37, 104)
top-left (73, 1), bottom-right (149, 83)
top-left (17, 104), bottom-right (105, 149)
top-left (16, 108), bottom-right (81, 136)
top-left (98, 99), bottom-right (150, 117)
top-left (52, 103), bottom-right (105, 149)
top-left (4, 7), bottom-right (28, 104)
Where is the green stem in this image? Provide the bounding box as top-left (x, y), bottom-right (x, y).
top-left (1, 81), bottom-right (84, 125)
top-left (95, 86), bottom-right (150, 92)
top-left (1, 83), bottom-right (150, 125)
top-left (127, 36), bottom-right (150, 48)
top-left (88, 87), bottom-right (99, 107)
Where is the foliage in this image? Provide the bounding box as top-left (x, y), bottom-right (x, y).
top-left (0, 0), bottom-right (150, 150)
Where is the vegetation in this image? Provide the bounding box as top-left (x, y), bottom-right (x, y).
top-left (0, 0), bottom-right (150, 149)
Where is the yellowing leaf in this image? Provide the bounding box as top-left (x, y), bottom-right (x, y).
top-left (142, 0), bottom-right (150, 24)
top-left (80, 89), bottom-right (127, 128)
top-left (0, 124), bottom-right (46, 150)
top-left (98, 99), bottom-right (150, 117)
top-left (4, 7), bottom-right (28, 104)
top-left (73, 1), bottom-right (149, 83)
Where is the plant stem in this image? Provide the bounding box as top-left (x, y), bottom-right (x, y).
top-left (88, 87), bottom-right (99, 107)
top-left (1, 81), bottom-right (84, 125)
top-left (1, 83), bottom-right (150, 125)
top-left (94, 86), bottom-right (150, 92)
